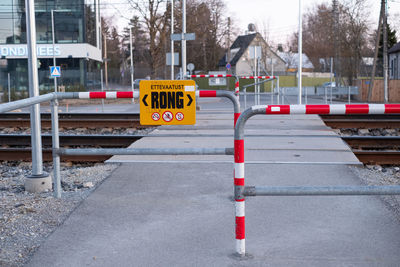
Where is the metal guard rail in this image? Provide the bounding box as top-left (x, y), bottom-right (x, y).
top-left (233, 104), bottom-right (400, 257)
top-left (0, 90), bottom-right (239, 200)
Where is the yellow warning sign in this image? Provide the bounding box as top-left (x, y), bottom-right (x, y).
top-left (140, 80), bottom-right (196, 125)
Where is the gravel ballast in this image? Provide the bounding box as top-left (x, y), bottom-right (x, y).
top-left (0, 162), bottom-right (119, 266)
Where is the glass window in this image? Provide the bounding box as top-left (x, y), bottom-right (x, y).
top-left (0, 12), bottom-right (14, 44)
top-left (36, 11), bottom-right (50, 43)
top-left (55, 11), bottom-right (83, 43)
top-left (85, 0), bottom-right (96, 46)
top-left (13, 12), bottom-right (24, 43)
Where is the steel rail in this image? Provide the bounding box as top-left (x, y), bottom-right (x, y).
top-left (0, 148), bottom-right (109, 162)
top-left (57, 147), bottom-right (234, 156)
top-left (0, 113), bottom-right (146, 128)
top-left (0, 134), bottom-right (144, 147)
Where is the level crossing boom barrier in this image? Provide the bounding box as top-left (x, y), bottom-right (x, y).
top-left (233, 103), bottom-right (400, 257)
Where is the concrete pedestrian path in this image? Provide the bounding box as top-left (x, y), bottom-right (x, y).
top-left (28, 101), bottom-right (400, 266)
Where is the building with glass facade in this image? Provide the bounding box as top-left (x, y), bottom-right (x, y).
top-left (0, 0), bottom-right (101, 93)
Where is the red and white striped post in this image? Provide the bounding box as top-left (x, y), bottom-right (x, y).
top-left (233, 103), bottom-right (400, 256)
top-left (196, 90), bottom-right (240, 126)
top-left (234, 137), bottom-right (245, 255)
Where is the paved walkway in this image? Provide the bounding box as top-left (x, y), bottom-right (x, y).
top-left (28, 99), bottom-right (400, 266)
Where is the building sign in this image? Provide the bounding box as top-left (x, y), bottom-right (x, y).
top-left (0, 44), bottom-right (102, 61)
top-left (0, 45), bottom-right (61, 57)
top-left (140, 80), bottom-right (196, 125)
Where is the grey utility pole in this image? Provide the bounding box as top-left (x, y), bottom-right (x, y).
top-left (51, 10), bottom-right (57, 93)
top-left (368, 0), bottom-right (385, 102)
top-left (333, 0), bottom-right (340, 87)
top-left (171, 0), bottom-right (174, 79)
top-left (25, 0), bottom-right (51, 192)
top-left (130, 27), bottom-right (134, 97)
top-left (298, 0), bottom-right (303, 104)
top-left (181, 0), bottom-right (186, 78)
top-left (383, 0), bottom-right (388, 102)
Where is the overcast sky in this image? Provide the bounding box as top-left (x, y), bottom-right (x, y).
top-left (105, 0), bottom-right (400, 45)
top-left (226, 0), bottom-right (400, 45)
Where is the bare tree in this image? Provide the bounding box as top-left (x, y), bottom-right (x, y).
top-left (289, 1), bottom-right (371, 84)
top-left (127, 0), bottom-right (167, 77)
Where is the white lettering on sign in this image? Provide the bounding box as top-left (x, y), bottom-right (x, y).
top-left (0, 45), bottom-right (61, 57)
top-left (184, 86), bottom-right (195, 92)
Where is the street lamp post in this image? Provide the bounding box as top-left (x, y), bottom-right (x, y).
top-left (298, 0), bottom-right (303, 105)
top-left (51, 9), bottom-right (57, 93)
top-left (171, 0), bottom-right (174, 79)
top-left (129, 27), bottom-right (134, 101)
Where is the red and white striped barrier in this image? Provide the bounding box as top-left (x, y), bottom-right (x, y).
top-left (233, 103), bottom-right (400, 256)
top-left (78, 91), bottom-right (139, 99)
top-left (240, 76), bottom-right (276, 80)
top-left (254, 104), bottom-right (400, 115)
top-left (187, 74), bottom-right (235, 78)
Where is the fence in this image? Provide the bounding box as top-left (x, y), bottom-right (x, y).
top-left (233, 103), bottom-right (400, 256)
top-left (357, 79), bottom-right (400, 103)
top-left (0, 89), bottom-right (239, 198)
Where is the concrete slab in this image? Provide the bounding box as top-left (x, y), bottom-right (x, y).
top-left (108, 112), bottom-right (358, 164)
top-left (30, 100), bottom-right (400, 266)
top-left (28, 163), bottom-right (400, 266)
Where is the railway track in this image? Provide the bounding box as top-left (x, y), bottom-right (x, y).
top-left (0, 113), bottom-right (150, 128)
top-left (341, 136), bottom-right (400, 165)
top-left (320, 114), bottom-right (400, 128)
top-left (0, 134), bottom-right (144, 162)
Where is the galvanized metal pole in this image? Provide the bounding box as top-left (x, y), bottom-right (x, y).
top-left (130, 27), bottom-right (134, 99)
top-left (171, 0), bottom-right (174, 79)
top-left (101, 69), bottom-right (104, 112)
top-left (298, 0), bottom-right (303, 105)
top-left (51, 99), bottom-right (61, 198)
top-left (181, 0), bottom-right (186, 78)
top-left (330, 57), bottom-right (333, 104)
top-left (254, 47), bottom-right (257, 105)
top-left (26, 0), bottom-right (43, 175)
top-left (25, 0), bottom-right (51, 192)
top-left (51, 10), bottom-right (57, 93)
top-left (7, 73), bottom-right (11, 102)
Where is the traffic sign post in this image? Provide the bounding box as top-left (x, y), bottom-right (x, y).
top-left (140, 80), bottom-right (196, 125)
top-left (50, 66), bottom-right (61, 77)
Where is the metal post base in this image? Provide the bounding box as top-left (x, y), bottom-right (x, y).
top-left (25, 172), bottom-right (51, 193)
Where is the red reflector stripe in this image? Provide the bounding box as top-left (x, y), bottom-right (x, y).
top-left (116, 91), bottom-right (133, 98)
top-left (346, 104), bottom-right (369, 114)
top-left (385, 104), bottom-right (400, 114)
top-left (266, 105), bottom-right (290, 114)
top-left (234, 113), bottom-right (240, 126)
top-left (306, 105), bottom-right (330, 114)
top-left (234, 178), bottom-right (244, 186)
top-left (236, 217), bottom-right (245, 239)
top-left (89, 92), bottom-right (106, 98)
top-left (199, 91), bottom-right (217, 97)
top-left (234, 140), bottom-right (244, 163)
